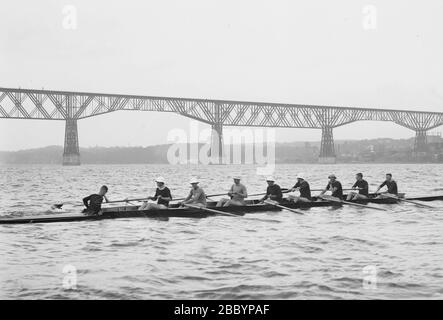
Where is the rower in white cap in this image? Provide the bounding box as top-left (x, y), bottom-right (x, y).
top-left (259, 176), bottom-right (283, 203)
top-left (139, 176), bottom-right (172, 210)
top-left (216, 176), bottom-right (248, 207)
top-left (287, 174), bottom-right (312, 203)
top-left (180, 177), bottom-right (207, 207)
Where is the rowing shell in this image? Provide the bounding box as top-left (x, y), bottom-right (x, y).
top-left (1, 195), bottom-right (442, 225)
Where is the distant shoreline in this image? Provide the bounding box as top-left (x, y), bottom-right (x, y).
top-left (1, 138), bottom-right (442, 164)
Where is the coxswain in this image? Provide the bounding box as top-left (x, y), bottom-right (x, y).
top-left (181, 177), bottom-right (207, 207)
top-left (375, 173), bottom-right (398, 196)
top-left (82, 185), bottom-right (109, 215)
top-left (319, 174), bottom-right (343, 200)
top-left (287, 174), bottom-right (312, 203)
top-left (138, 176), bottom-right (172, 210)
top-left (259, 177), bottom-right (283, 203)
top-left (346, 172), bottom-right (369, 201)
top-left (216, 176), bottom-right (248, 207)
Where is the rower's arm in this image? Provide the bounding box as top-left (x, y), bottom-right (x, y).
top-left (260, 192), bottom-right (270, 202)
top-left (319, 185), bottom-right (328, 195)
top-left (241, 186), bottom-right (248, 199)
top-left (150, 190), bottom-right (159, 200)
top-left (184, 189), bottom-right (203, 203)
top-left (183, 191), bottom-right (193, 203)
top-left (83, 195), bottom-right (91, 207)
top-left (103, 195), bottom-right (109, 203)
top-left (376, 181), bottom-right (386, 193)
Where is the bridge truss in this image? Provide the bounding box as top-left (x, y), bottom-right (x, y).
top-left (1, 87), bottom-right (442, 164)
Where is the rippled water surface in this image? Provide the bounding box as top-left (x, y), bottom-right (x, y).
top-left (1, 163), bottom-right (443, 299)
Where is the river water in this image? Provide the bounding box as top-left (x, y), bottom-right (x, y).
top-left (0, 163), bottom-right (442, 299)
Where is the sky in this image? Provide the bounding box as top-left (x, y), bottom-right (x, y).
top-left (1, 0), bottom-right (443, 150)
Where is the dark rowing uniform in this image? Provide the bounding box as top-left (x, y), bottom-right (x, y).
top-left (293, 180), bottom-right (312, 200)
top-left (266, 184), bottom-right (283, 201)
top-left (153, 187), bottom-right (172, 206)
top-left (352, 179), bottom-right (369, 197)
top-left (326, 181), bottom-right (343, 200)
top-left (379, 180), bottom-right (398, 195)
top-left (83, 194), bottom-right (105, 215)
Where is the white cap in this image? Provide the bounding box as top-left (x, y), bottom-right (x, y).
top-left (233, 176), bottom-right (241, 180)
top-left (297, 173), bottom-right (304, 179)
top-left (155, 176), bottom-right (165, 183)
top-left (266, 176), bottom-right (275, 182)
top-left (189, 177), bottom-right (199, 184)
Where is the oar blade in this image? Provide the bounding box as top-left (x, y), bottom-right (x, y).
top-left (382, 194), bottom-right (436, 209)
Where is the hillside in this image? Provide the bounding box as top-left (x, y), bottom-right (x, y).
top-left (1, 137), bottom-right (442, 164)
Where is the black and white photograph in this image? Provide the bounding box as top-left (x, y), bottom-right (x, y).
top-left (1, 0), bottom-right (442, 307)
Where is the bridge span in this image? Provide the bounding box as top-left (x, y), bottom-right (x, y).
top-left (1, 87), bottom-right (442, 165)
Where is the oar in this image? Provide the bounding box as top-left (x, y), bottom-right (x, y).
top-left (208, 188), bottom-right (290, 199)
top-left (318, 195), bottom-right (388, 212)
top-left (246, 189), bottom-right (290, 198)
top-left (264, 200), bottom-right (304, 215)
top-left (173, 193), bottom-right (245, 202)
top-left (381, 193), bottom-right (435, 209)
top-left (310, 188), bottom-right (362, 192)
top-left (106, 197), bottom-right (150, 204)
top-left (173, 188), bottom-right (291, 202)
top-left (183, 204), bottom-right (242, 217)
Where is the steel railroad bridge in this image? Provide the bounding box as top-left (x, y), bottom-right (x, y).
top-left (1, 87), bottom-right (442, 165)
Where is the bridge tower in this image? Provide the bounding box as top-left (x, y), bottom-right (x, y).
top-left (414, 129), bottom-right (428, 153)
top-left (319, 126), bottom-right (336, 164)
top-left (63, 119), bottom-right (81, 165)
top-left (62, 95), bottom-right (80, 166)
top-left (210, 123), bottom-right (224, 164)
top-left (210, 103), bottom-right (224, 164)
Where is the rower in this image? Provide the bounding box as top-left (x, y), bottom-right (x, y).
top-left (319, 174), bottom-right (343, 200)
top-left (181, 177), bottom-right (207, 207)
top-left (82, 185), bottom-right (109, 215)
top-left (375, 173), bottom-right (398, 197)
top-left (216, 176), bottom-right (248, 207)
top-left (287, 174), bottom-right (311, 203)
top-left (346, 172), bottom-right (369, 201)
top-left (139, 176), bottom-right (172, 210)
top-left (259, 177), bottom-right (283, 203)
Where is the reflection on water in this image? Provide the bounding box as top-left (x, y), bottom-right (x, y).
top-left (0, 163), bottom-right (443, 299)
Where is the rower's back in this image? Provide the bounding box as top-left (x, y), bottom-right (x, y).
top-left (83, 194), bottom-right (104, 215)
